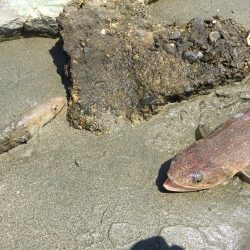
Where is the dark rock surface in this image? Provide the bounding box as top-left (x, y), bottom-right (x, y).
top-left (58, 0), bottom-right (250, 132)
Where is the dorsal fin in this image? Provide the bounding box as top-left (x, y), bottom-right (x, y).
top-left (238, 165), bottom-right (250, 184)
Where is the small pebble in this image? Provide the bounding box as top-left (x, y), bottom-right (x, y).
top-left (169, 31), bottom-right (181, 40)
top-left (209, 31), bottom-right (221, 44)
top-left (164, 43), bottom-right (176, 53)
top-left (247, 33), bottom-right (250, 46)
top-left (100, 29), bottom-right (106, 35)
top-left (183, 50), bottom-right (203, 63)
top-left (75, 160), bottom-right (80, 167)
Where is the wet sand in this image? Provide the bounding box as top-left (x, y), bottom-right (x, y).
top-left (0, 1), bottom-right (250, 249)
top-left (148, 0), bottom-right (250, 28)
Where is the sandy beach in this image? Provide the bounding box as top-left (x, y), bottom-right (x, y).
top-left (0, 1), bottom-right (249, 249)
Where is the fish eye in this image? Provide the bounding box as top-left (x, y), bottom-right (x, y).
top-left (192, 172), bottom-right (204, 184)
top-left (52, 106), bottom-right (58, 111)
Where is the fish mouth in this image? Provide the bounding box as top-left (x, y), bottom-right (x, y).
top-left (163, 178), bottom-right (206, 192)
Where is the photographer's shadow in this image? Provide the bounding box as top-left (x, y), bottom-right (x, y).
top-left (131, 236), bottom-right (184, 250)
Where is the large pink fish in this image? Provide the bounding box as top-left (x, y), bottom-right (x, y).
top-left (163, 110), bottom-right (250, 192)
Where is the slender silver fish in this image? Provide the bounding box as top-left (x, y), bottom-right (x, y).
top-left (163, 110), bottom-right (250, 192)
top-left (0, 96), bottom-right (66, 155)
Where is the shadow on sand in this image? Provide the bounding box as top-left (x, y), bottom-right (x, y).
top-left (131, 236), bottom-right (184, 250)
top-left (49, 39), bottom-right (71, 98)
top-left (155, 159), bottom-right (172, 193)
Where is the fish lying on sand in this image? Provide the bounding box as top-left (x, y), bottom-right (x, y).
top-left (0, 96), bottom-right (66, 155)
top-left (163, 110), bottom-right (250, 192)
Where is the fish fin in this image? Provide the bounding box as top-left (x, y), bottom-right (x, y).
top-left (195, 123), bottom-right (210, 140)
top-left (31, 127), bottom-right (42, 143)
top-left (195, 111), bottom-right (245, 140)
top-left (238, 166), bottom-right (250, 184)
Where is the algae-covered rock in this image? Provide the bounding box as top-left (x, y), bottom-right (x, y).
top-left (58, 0), bottom-right (250, 132)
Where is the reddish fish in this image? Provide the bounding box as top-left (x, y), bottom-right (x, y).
top-left (163, 110), bottom-right (250, 192)
top-left (0, 97), bottom-right (66, 155)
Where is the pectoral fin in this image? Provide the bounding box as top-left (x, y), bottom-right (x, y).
top-left (238, 165), bottom-right (250, 184)
top-left (195, 123), bottom-right (210, 140)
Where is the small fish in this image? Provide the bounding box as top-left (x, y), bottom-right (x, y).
top-left (0, 96), bottom-right (66, 155)
top-left (163, 110), bottom-right (250, 192)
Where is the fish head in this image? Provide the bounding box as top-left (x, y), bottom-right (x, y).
top-left (163, 150), bottom-right (231, 192)
top-left (48, 96), bottom-right (67, 113)
top-left (27, 96), bottom-right (67, 127)
top-left (39, 96), bottom-right (66, 123)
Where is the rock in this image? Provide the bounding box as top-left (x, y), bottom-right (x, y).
top-left (163, 43), bottom-right (176, 53)
top-left (169, 31), bottom-right (181, 40)
top-left (0, 0), bottom-right (71, 40)
top-left (208, 31), bottom-right (221, 44)
top-left (0, 1), bottom-right (26, 39)
top-left (58, 3), bottom-right (250, 133)
top-left (183, 50), bottom-right (203, 63)
top-left (184, 85), bottom-right (195, 95)
top-left (247, 33), bottom-right (250, 46)
top-left (23, 16), bottom-right (59, 37)
top-left (188, 17), bottom-right (207, 45)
